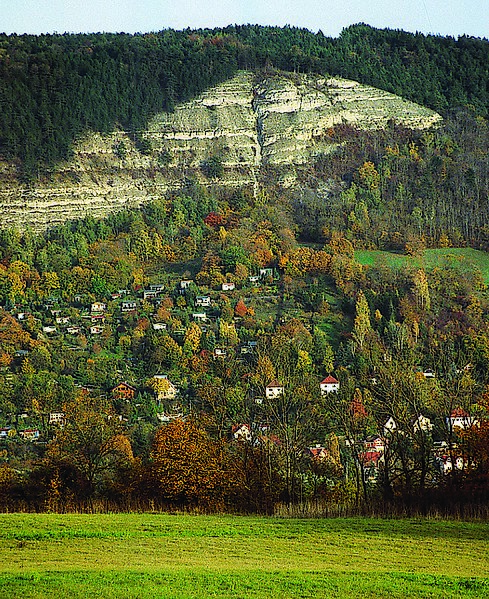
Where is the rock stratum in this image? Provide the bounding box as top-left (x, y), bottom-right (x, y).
top-left (0, 70), bottom-right (441, 230)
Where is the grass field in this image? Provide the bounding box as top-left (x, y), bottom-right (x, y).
top-left (355, 248), bottom-right (489, 284)
top-left (0, 513), bottom-right (488, 598)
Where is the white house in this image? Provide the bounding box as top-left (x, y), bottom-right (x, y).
top-left (153, 374), bottom-right (178, 402)
top-left (383, 416), bottom-right (398, 435)
top-left (91, 302), bottom-right (106, 313)
top-left (19, 429), bottom-right (40, 441)
top-left (438, 454), bottom-right (469, 475)
top-left (192, 313), bottom-right (207, 322)
top-left (413, 414), bottom-right (433, 433)
top-left (143, 289), bottom-right (158, 300)
top-left (195, 296), bottom-right (211, 307)
top-left (447, 408), bottom-right (478, 431)
top-left (266, 380), bottom-right (284, 399)
top-left (121, 301), bottom-right (137, 312)
top-left (319, 376), bottom-right (340, 395)
top-left (0, 428), bottom-right (14, 439)
top-left (232, 423), bottom-right (252, 442)
top-left (49, 412), bottom-right (65, 425)
top-left (66, 326), bottom-right (82, 335)
top-left (152, 322), bottom-right (167, 331)
top-left (222, 282), bottom-right (235, 291)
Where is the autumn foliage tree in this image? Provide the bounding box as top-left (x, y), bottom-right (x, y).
top-left (203, 212), bottom-right (224, 228)
top-left (459, 392), bottom-right (489, 500)
top-left (46, 393), bottom-right (133, 499)
top-left (234, 298), bottom-right (248, 318)
top-left (149, 419), bottom-right (238, 509)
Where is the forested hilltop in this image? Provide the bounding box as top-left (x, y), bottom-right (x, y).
top-left (0, 24), bottom-right (488, 173)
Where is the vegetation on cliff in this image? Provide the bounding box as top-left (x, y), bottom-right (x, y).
top-left (0, 24), bottom-right (488, 174)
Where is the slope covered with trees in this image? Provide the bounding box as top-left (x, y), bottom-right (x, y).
top-left (0, 24), bottom-right (489, 515)
top-left (0, 113), bottom-right (488, 513)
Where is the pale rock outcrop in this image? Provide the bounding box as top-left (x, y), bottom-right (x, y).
top-left (0, 70), bottom-right (441, 230)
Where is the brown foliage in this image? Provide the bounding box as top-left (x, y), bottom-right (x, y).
top-left (149, 419), bottom-right (239, 509)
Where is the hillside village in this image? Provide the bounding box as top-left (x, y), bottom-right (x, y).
top-left (0, 244), bottom-right (486, 510)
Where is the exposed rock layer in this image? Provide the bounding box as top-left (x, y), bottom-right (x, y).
top-left (0, 71), bottom-right (441, 230)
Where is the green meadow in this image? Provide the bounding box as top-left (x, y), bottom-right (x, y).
top-left (355, 248), bottom-right (489, 284)
top-left (0, 514), bottom-right (488, 598)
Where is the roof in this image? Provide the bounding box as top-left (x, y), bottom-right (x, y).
top-left (451, 407), bottom-right (470, 418)
top-left (308, 446), bottom-right (328, 459)
top-left (232, 423), bottom-right (251, 433)
top-left (320, 376), bottom-right (339, 384)
top-left (112, 381), bottom-right (136, 391)
top-left (361, 451), bottom-right (383, 466)
top-left (266, 380), bottom-right (283, 388)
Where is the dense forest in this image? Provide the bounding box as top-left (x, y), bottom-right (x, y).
top-left (0, 24), bottom-right (488, 173)
top-left (0, 25), bottom-right (489, 515)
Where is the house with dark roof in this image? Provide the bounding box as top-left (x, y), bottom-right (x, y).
top-left (112, 382), bottom-right (137, 400)
top-left (266, 380), bottom-right (284, 399)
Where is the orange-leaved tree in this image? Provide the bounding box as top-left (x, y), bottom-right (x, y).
top-left (459, 392), bottom-right (489, 501)
top-left (149, 419), bottom-right (239, 510)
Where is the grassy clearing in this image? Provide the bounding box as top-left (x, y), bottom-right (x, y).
top-left (355, 248), bottom-right (489, 284)
top-left (0, 514), bottom-right (488, 598)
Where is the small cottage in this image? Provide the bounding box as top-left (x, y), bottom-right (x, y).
top-left (319, 376), bottom-right (340, 395)
top-left (195, 296), bottom-right (211, 307)
top-left (112, 382), bottom-right (137, 400)
top-left (121, 301), bottom-right (137, 312)
top-left (266, 380), bottom-right (284, 399)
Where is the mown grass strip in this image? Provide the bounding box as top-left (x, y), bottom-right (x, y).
top-left (355, 248), bottom-right (489, 283)
top-left (1, 570), bottom-right (488, 599)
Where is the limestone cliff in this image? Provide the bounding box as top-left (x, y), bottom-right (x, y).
top-left (0, 70), bottom-right (441, 230)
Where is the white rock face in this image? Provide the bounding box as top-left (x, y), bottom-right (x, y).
top-left (0, 71), bottom-right (441, 230)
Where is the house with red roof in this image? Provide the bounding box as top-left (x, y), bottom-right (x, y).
top-left (306, 444), bottom-right (329, 461)
top-left (447, 408), bottom-right (478, 431)
top-left (232, 423), bottom-right (252, 442)
top-left (320, 375), bottom-right (340, 395)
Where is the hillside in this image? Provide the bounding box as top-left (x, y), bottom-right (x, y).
top-left (0, 24), bottom-right (487, 173)
top-left (0, 25), bottom-right (489, 517)
top-left (0, 70), bottom-right (440, 231)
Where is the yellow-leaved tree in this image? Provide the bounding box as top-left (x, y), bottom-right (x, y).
top-left (149, 419), bottom-right (238, 510)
